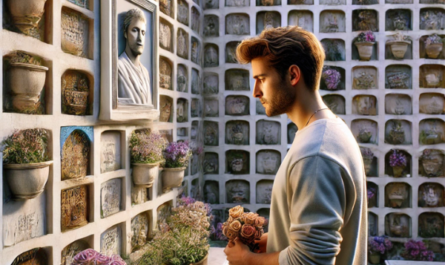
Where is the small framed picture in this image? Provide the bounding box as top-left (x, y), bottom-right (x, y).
top-left (100, 0), bottom-right (159, 121)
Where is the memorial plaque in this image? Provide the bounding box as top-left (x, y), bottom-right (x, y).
top-left (62, 70), bottom-right (91, 115)
top-left (225, 0), bottom-right (250, 6)
top-left (204, 98), bottom-right (219, 117)
top-left (225, 69), bottom-right (250, 91)
top-left (352, 66), bottom-right (378, 90)
top-left (352, 95), bottom-right (377, 115)
top-left (100, 131), bottom-right (121, 173)
top-left (160, 57), bottom-right (173, 90)
top-left (353, 10), bottom-right (378, 31)
top-left (385, 94), bottom-right (411, 115)
top-left (177, 29), bottom-right (189, 59)
top-left (419, 212), bottom-right (444, 238)
top-left (225, 121), bottom-right (249, 145)
top-left (225, 14), bottom-right (250, 35)
top-left (191, 37), bottom-right (201, 64)
top-left (204, 181), bottom-right (219, 204)
top-left (61, 185), bottom-right (88, 231)
top-left (226, 150), bottom-right (249, 174)
top-left (101, 178), bottom-right (122, 218)
top-left (160, 20), bottom-right (173, 52)
top-left (204, 15), bottom-right (219, 37)
top-left (226, 180), bottom-right (250, 203)
top-left (61, 240), bottom-right (90, 265)
top-left (386, 9), bottom-right (412, 31)
top-left (288, 11), bottom-right (314, 32)
top-left (101, 225), bottom-right (122, 256)
top-left (178, 0), bottom-right (189, 25)
top-left (3, 206), bottom-right (45, 247)
top-left (225, 96), bottom-right (249, 116)
top-left (351, 119), bottom-right (378, 144)
top-left (204, 152), bottom-right (219, 174)
top-left (256, 150), bottom-right (280, 174)
top-left (204, 121), bottom-right (219, 146)
top-left (61, 8), bottom-right (90, 58)
top-left (256, 180), bottom-right (273, 204)
top-left (192, 69), bottom-right (200, 94)
top-left (256, 120), bottom-right (281, 145)
top-left (385, 213), bottom-right (411, 237)
top-left (204, 44), bottom-right (219, 67)
top-left (131, 212), bottom-right (150, 251)
top-left (203, 73), bottom-right (219, 94)
top-left (61, 129), bottom-right (90, 180)
top-left (320, 11), bottom-right (346, 33)
top-left (11, 248), bottom-right (47, 265)
top-left (177, 64), bottom-right (188, 92)
top-left (419, 183), bottom-right (444, 207)
top-left (419, 93), bottom-right (444, 114)
top-left (191, 7), bottom-right (200, 32)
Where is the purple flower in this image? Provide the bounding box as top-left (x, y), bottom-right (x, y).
top-left (73, 249), bottom-right (99, 264)
top-left (401, 240), bottom-right (435, 261)
top-left (163, 141), bottom-right (193, 168)
top-left (322, 68), bottom-right (341, 90)
top-left (368, 236), bottom-right (393, 255)
top-left (389, 150), bottom-right (407, 167)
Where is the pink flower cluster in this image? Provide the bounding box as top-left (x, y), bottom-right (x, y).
top-left (389, 150), bottom-right (407, 167)
top-left (356, 31), bottom-right (376, 43)
top-left (163, 141), bottom-right (192, 168)
top-left (322, 68), bottom-right (341, 90)
top-left (401, 240), bottom-right (434, 261)
top-left (72, 249), bottom-right (126, 265)
top-left (368, 236), bottom-right (393, 255)
top-left (222, 206), bottom-right (266, 251)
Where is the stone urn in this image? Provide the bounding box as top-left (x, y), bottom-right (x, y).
top-left (7, 0), bottom-right (47, 35)
top-left (392, 165), bottom-right (405, 178)
top-left (132, 161), bottom-right (162, 187)
top-left (10, 62), bottom-right (48, 113)
top-left (4, 161), bottom-right (53, 199)
top-left (369, 253), bottom-right (380, 264)
top-left (387, 40), bottom-right (410, 59)
top-left (64, 90), bottom-right (89, 115)
top-left (425, 43), bottom-right (443, 59)
top-left (355, 42), bottom-right (374, 61)
top-left (162, 167), bottom-right (186, 192)
top-left (190, 254), bottom-right (208, 265)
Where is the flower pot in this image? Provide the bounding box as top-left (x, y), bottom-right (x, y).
top-left (355, 42), bottom-right (375, 61)
top-left (369, 253), bottom-right (380, 264)
top-left (389, 130), bottom-right (405, 145)
top-left (162, 167), bottom-right (186, 192)
top-left (9, 62), bottom-right (48, 113)
top-left (132, 161), bottom-right (162, 188)
top-left (388, 40), bottom-right (410, 59)
top-left (392, 165), bottom-right (405, 178)
top-left (190, 254), bottom-right (208, 265)
top-left (6, 0), bottom-right (47, 35)
top-left (64, 90), bottom-right (89, 115)
top-left (4, 161), bottom-right (52, 199)
top-left (425, 43), bottom-right (443, 59)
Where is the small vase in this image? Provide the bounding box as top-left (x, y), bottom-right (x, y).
top-left (392, 165), bottom-right (405, 178)
top-left (162, 167), bottom-right (186, 192)
top-left (425, 43), bottom-right (443, 59)
top-left (355, 42), bottom-right (375, 61)
top-left (7, 0), bottom-right (47, 36)
top-left (9, 62), bottom-right (48, 113)
top-left (4, 161), bottom-right (53, 199)
top-left (190, 254), bottom-right (208, 265)
top-left (369, 253), bottom-right (380, 264)
top-left (388, 41), bottom-right (410, 59)
top-left (132, 161), bottom-right (162, 187)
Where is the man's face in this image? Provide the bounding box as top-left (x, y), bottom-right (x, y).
top-left (125, 17), bottom-right (146, 56)
top-left (252, 57), bottom-right (296, 117)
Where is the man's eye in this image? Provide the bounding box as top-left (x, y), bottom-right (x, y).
top-left (142, 31), bottom-right (145, 35)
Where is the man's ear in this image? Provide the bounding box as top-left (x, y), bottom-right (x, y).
top-left (124, 29), bottom-right (127, 39)
top-left (288, 65), bottom-right (301, 86)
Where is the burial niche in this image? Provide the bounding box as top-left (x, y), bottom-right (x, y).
top-left (385, 182), bottom-right (411, 208)
top-left (204, 152), bottom-right (219, 174)
top-left (384, 119), bottom-right (412, 145)
top-left (226, 179), bottom-right (250, 203)
top-left (101, 224), bottom-right (122, 256)
top-left (225, 13), bottom-right (250, 35)
top-left (131, 212), bottom-right (150, 252)
top-left (61, 185), bottom-right (89, 231)
top-left (100, 131), bottom-right (122, 173)
top-left (101, 178), bottom-right (122, 218)
top-left (256, 150), bottom-right (281, 174)
top-left (225, 69), bottom-right (250, 91)
top-left (225, 95), bottom-right (249, 115)
top-left (61, 7), bottom-right (91, 58)
top-left (256, 180), bottom-right (273, 204)
top-left (226, 150), bottom-right (250, 174)
top-left (62, 239), bottom-right (90, 265)
top-left (385, 94), bottom-right (412, 115)
top-left (419, 183), bottom-right (444, 207)
top-left (62, 70), bottom-right (92, 115)
top-left (204, 181), bottom-right (219, 204)
top-left (385, 213), bottom-right (411, 237)
top-left (321, 39), bottom-right (345, 61)
top-left (61, 128), bottom-right (91, 180)
top-left (204, 73), bottom-right (218, 94)
top-left (351, 119), bottom-right (378, 144)
top-left (226, 120), bottom-right (249, 145)
top-left (322, 95), bottom-right (345, 115)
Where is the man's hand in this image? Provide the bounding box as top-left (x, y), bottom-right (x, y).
top-left (224, 238), bottom-right (251, 265)
top-left (254, 233), bottom-right (268, 253)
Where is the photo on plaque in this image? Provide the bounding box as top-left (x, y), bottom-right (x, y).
top-left (101, 0), bottom-right (159, 121)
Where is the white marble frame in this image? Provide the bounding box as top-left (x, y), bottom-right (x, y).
top-left (100, 0), bottom-right (160, 121)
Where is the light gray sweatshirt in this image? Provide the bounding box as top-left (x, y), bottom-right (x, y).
top-left (266, 118), bottom-right (367, 265)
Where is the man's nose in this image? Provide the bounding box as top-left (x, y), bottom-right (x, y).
top-left (253, 80), bottom-right (262, 98)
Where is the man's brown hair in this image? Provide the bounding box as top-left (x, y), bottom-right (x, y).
top-left (236, 26), bottom-right (325, 91)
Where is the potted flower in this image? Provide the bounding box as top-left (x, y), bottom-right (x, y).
top-left (361, 147), bottom-right (374, 175)
top-left (389, 150), bottom-right (407, 177)
top-left (389, 120), bottom-right (405, 144)
top-left (321, 68), bottom-right (342, 90)
top-left (162, 141), bottom-right (192, 192)
top-left (1, 128), bottom-right (52, 199)
top-left (6, 0), bottom-right (47, 36)
top-left (401, 240), bottom-right (434, 261)
top-left (420, 149), bottom-right (443, 177)
top-left (424, 34), bottom-right (444, 59)
top-left (129, 129), bottom-right (167, 187)
top-left (386, 32), bottom-right (411, 60)
top-left (7, 51), bottom-right (48, 113)
top-left (368, 236), bottom-right (393, 264)
top-left (72, 248), bottom-right (126, 265)
top-left (367, 186), bottom-right (377, 208)
top-left (354, 31), bottom-right (376, 61)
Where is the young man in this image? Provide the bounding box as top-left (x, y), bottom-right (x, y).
top-left (224, 26), bottom-right (367, 265)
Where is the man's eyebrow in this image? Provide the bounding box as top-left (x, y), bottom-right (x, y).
top-left (253, 74), bottom-right (267, 79)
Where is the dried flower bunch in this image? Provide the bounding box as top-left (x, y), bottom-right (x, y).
top-left (389, 150), bottom-right (407, 167)
top-left (129, 130), bottom-right (168, 164)
top-left (163, 141), bottom-right (193, 168)
top-left (71, 249), bottom-right (126, 265)
top-left (425, 34), bottom-right (444, 46)
top-left (222, 205), bottom-right (267, 252)
top-left (1, 129), bottom-right (49, 164)
top-left (9, 51), bottom-right (43, 66)
top-left (401, 240), bottom-right (434, 261)
top-left (368, 236), bottom-right (393, 255)
top-left (356, 31), bottom-right (376, 43)
top-left (322, 68), bottom-right (342, 90)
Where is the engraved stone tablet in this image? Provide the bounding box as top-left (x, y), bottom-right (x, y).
top-left (131, 212), bottom-right (150, 251)
top-left (256, 120), bottom-right (281, 145)
top-left (256, 150), bottom-right (280, 174)
top-left (101, 178), bottom-right (122, 218)
top-left (225, 14), bottom-right (250, 35)
top-left (61, 8), bottom-right (89, 58)
top-left (256, 180), bottom-right (273, 204)
top-left (61, 185), bottom-right (88, 231)
top-left (61, 130), bottom-right (90, 180)
top-left (101, 225), bottom-right (122, 256)
top-left (61, 240), bottom-right (90, 265)
top-left (100, 131), bottom-right (121, 173)
top-left (225, 120), bottom-right (249, 145)
top-left (226, 180), bottom-right (249, 203)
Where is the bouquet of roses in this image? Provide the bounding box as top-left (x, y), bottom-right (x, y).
top-left (71, 249), bottom-right (126, 265)
top-left (222, 205), bottom-right (267, 252)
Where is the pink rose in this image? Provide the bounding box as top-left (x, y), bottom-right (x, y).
top-left (240, 224), bottom-right (256, 239)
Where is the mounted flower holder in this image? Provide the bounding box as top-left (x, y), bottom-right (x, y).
top-left (424, 34), bottom-right (444, 59)
top-left (354, 31), bottom-right (376, 61)
top-left (162, 141), bottom-right (192, 193)
top-left (389, 150), bottom-right (407, 177)
top-left (386, 32), bottom-right (411, 60)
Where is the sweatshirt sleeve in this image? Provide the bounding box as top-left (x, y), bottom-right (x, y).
top-left (279, 155), bottom-right (347, 265)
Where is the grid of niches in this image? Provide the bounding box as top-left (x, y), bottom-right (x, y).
top-left (203, 0), bottom-right (445, 252)
top-left (158, 0), bottom-right (205, 198)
